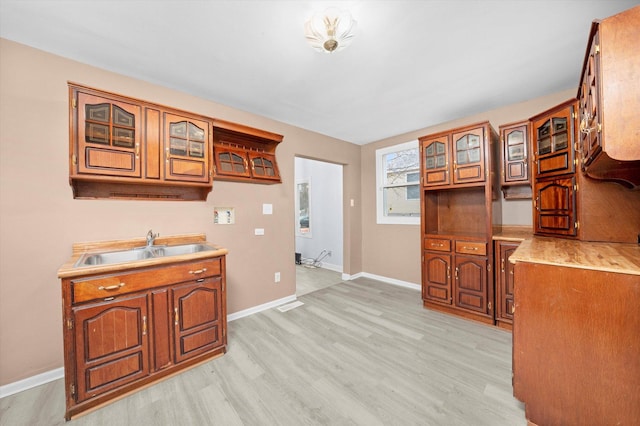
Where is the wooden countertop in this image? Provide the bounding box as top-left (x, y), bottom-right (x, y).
top-left (58, 233), bottom-right (228, 279)
top-left (510, 236), bottom-right (640, 276)
top-left (492, 225), bottom-right (532, 242)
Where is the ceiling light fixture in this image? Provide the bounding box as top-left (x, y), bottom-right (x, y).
top-left (304, 8), bottom-right (357, 53)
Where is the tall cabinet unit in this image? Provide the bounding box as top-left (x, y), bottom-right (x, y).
top-left (420, 122), bottom-right (500, 325)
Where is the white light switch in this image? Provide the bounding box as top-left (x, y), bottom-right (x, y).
top-left (262, 203), bottom-right (273, 215)
top-left (350, 199), bottom-right (355, 207)
top-left (254, 228), bottom-right (265, 236)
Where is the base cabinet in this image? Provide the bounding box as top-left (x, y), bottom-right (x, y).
top-left (494, 240), bottom-right (519, 329)
top-left (61, 256), bottom-right (226, 420)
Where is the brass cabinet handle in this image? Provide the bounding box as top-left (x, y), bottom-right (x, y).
top-left (189, 268), bottom-right (207, 275)
top-left (455, 267), bottom-right (459, 279)
top-left (174, 307), bottom-right (179, 326)
top-left (142, 315), bottom-right (147, 336)
top-left (98, 283), bottom-right (125, 291)
top-left (463, 246), bottom-right (478, 251)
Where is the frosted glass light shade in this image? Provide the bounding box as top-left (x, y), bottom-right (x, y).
top-left (304, 8), bottom-right (357, 53)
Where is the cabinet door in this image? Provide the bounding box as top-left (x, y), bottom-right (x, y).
top-left (497, 241), bottom-right (519, 323)
top-left (534, 176), bottom-right (577, 237)
top-left (452, 127), bottom-right (486, 184)
top-left (454, 255), bottom-right (488, 314)
top-left (213, 146), bottom-right (251, 179)
top-left (421, 135), bottom-right (450, 187)
top-left (73, 293), bottom-right (149, 402)
top-left (164, 113), bottom-right (210, 183)
top-left (76, 92), bottom-right (142, 178)
top-left (172, 277), bottom-right (223, 363)
top-left (501, 123), bottom-right (529, 184)
top-left (532, 104), bottom-right (576, 178)
top-left (249, 152), bottom-right (280, 181)
top-left (578, 31), bottom-right (602, 168)
top-left (423, 252), bottom-right (452, 304)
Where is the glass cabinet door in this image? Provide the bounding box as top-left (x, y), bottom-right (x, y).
top-left (421, 135), bottom-right (450, 186)
top-left (532, 102), bottom-right (576, 177)
top-left (578, 31), bottom-right (601, 168)
top-left (164, 113), bottom-right (210, 183)
top-left (501, 123), bottom-right (529, 184)
top-left (77, 92), bottom-right (142, 178)
top-left (214, 146), bottom-right (251, 178)
top-left (452, 127), bottom-right (485, 184)
top-left (249, 153), bottom-right (280, 180)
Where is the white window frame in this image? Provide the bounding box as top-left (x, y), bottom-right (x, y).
top-left (376, 140), bottom-right (420, 225)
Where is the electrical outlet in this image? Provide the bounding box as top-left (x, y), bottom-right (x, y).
top-left (274, 272), bottom-right (281, 283)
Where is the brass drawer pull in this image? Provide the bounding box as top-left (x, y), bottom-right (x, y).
top-left (98, 283), bottom-right (125, 291)
top-left (189, 268), bottom-right (207, 275)
top-left (432, 243), bottom-right (444, 247)
top-left (463, 246), bottom-right (478, 251)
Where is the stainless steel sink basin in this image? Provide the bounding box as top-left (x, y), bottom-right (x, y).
top-left (74, 243), bottom-right (216, 267)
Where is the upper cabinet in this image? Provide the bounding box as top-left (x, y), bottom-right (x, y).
top-left (420, 125), bottom-right (489, 188)
top-left (530, 100), bottom-right (576, 179)
top-left (70, 83), bottom-right (213, 201)
top-left (212, 120), bottom-right (283, 184)
top-left (499, 121), bottom-right (531, 199)
top-left (577, 5), bottom-right (640, 188)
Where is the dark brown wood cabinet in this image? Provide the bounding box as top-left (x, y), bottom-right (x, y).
top-left (420, 122), bottom-right (499, 325)
top-left (530, 100), bottom-right (579, 238)
top-left (577, 5), bottom-right (640, 188)
top-left (212, 120), bottom-right (283, 184)
top-left (499, 121), bottom-right (531, 199)
top-left (60, 254), bottom-right (226, 420)
top-left (69, 83), bottom-right (214, 200)
top-left (494, 240), bottom-right (519, 329)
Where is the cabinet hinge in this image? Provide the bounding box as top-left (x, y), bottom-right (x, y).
top-left (575, 221), bottom-right (580, 230)
top-left (594, 44), bottom-right (600, 55)
top-left (487, 264), bottom-right (491, 272)
top-left (72, 98), bottom-right (77, 109)
top-left (70, 383), bottom-right (76, 397)
top-left (213, 164), bottom-right (217, 174)
top-left (574, 183), bottom-right (579, 191)
top-left (66, 318), bottom-right (73, 330)
top-left (488, 301), bottom-right (492, 310)
top-left (571, 111), bottom-right (577, 119)
top-left (72, 154), bottom-right (77, 165)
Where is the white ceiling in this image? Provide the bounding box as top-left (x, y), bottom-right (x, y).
top-left (1, 0), bottom-right (638, 145)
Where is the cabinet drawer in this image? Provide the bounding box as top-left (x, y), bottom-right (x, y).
top-left (425, 238), bottom-right (451, 252)
top-left (455, 241), bottom-right (487, 256)
top-left (72, 257), bottom-right (222, 303)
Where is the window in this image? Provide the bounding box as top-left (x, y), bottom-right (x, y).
top-left (376, 140), bottom-right (420, 225)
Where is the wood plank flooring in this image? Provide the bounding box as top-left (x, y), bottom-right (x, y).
top-left (0, 277), bottom-right (526, 425)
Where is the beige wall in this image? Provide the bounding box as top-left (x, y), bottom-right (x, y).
top-left (0, 38), bottom-right (362, 385)
top-left (360, 88), bottom-right (576, 285)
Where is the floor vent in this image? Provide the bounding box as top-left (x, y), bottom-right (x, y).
top-left (276, 301), bottom-right (304, 312)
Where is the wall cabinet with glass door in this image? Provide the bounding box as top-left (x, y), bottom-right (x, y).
top-left (212, 120), bottom-right (283, 184)
top-left (577, 6), bottom-right (640, 188)
top-left (530, 100), bottom-right (579, 238)
top-left (69, 83), bottom-right (213, 201)
top-left (499, 121), bottom-right (531, 199)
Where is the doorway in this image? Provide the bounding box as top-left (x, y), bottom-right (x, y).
top-left (294, 157), bottom-right (344, 296)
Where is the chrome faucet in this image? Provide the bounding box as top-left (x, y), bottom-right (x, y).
top-left (146, 229), bottom-right (158, 247)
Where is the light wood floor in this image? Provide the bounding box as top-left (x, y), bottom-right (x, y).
top-left (0, 277), bottom-right (526, 425)
top-left (295, 265), bottom-right (343, 296)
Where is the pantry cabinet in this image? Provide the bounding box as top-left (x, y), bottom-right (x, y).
top-left (60, 254), bottom-right (226, 420)
top-left (420, 122), bottom-right (499, 325)
top-left (577, 5), bottom-right (640, 188)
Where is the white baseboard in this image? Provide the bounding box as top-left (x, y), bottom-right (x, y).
top-left (318, 262), bottom-right (342, 273)
top-left (1, 272), bottom-right (416, 399)
top-left (0, 367), bottom-right (64, 399)
top-left (227, 294), bottom-right (297, 322)
top-left (344, 271), bottom-right (421, 291)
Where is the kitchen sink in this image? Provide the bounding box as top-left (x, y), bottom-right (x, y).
top-left (74, 243), bottom-right (216, 267)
